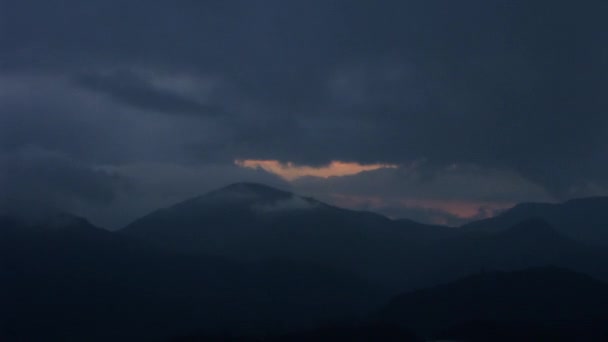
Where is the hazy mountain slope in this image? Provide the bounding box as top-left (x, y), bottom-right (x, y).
top-left (122, 183), bottom-right (608, 292)
top-left (397, 219), bottom-right (608, 290)
top-left (0, 212), bottom-right (381, 341)
top-left (5, 188), bottom-right (608, 340)
top-left (461, 197), bottom-right (608, 245)
top-left (378, 267), bottom-right (608, 338)
top-left (122, 182), bottom-right (455, 291)
top-left (394, 218), bottom-right (461, 240)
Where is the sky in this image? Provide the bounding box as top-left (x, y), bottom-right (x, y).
top-left (1, 0), bottom-right (607, 228)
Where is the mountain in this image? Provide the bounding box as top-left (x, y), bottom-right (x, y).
top-left (122, 182), bottom-right (457, 291)
top-left (0, 210), bottom-right (381, 341)
top-left (6, 185), bottom-right (608, 340)
top-left (122, 183), bottom-right (608, 292)
top-left (461, 197), bottom-right (608, 245)
top-left (395, 218), bottom-right (461, 240)
top-left (378, 267), bottom-right (608, 339)
top-left (398, 218), bottom-right (608, 290)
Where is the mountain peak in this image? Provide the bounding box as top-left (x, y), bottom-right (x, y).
top-left (204, 182), bottom-right (293, 202)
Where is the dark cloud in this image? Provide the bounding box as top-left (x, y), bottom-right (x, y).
top-left (68, 161), bottom-right (289, 229)
top-left (1, 0), bottom-right (607, 226)
top-left (289, 163), bottom-right (552, 225)
top-left (0, 147), bottom-right (127, 207)
top-left (75, 71), bottom-right (226, 117)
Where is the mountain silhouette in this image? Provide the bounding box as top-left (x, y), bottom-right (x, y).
top-left (122, 183), bottom-right (608, 292)
top-left (397, 218), bottom-right (608, 290)
top-left (461, 196), bottom-right (608, 245)
top-left (0, 210), bottom-right (380, 341)
top-left (6, 183), bottom-right (608, 340)
top-left (378, 267), bottom-right (608, 339)
top-left (122, 182), bottom-right (455, 291)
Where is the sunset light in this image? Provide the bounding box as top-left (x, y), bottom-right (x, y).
top-left (235, 159), bottom-right (398, 181)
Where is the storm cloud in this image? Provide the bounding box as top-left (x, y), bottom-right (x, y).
top-left (1, 0), bottom-right (607, 227)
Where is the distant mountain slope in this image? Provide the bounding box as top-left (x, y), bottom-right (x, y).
top-left (122, 183), bottom-right (608, 292)
top-left (122, 182), bottom-right (457, 290)
top-left (394, 218), bottom-right (461, 240)
top-left (0, 211), bottom-right (381, 341)
top-left (461, 197), bottom-right (608, 245)
top-left (6, 188), bottom-right (608, 340)
top-left (378, 267), bottom-right (608, 338)
top-left (382, 219), bottom-right (608, 290)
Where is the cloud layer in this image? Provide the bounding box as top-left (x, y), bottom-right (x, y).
top-left (2, 1), bottom-right (607, 227)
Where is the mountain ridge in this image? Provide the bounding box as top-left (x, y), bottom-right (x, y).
top-left (1, 208), bottom-right (382, 341)
top-left (5, 182), bottom-right (608, 340)
top-left (378, 266), bottom-right (608, 337)
top-left (461, 196), bottom-right (608, 245)
top-left (121, 182), bottom-right (608, 292)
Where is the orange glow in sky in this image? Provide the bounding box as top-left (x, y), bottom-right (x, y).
top-left (398, 198), bottom-right (512, 219)
top-left (329, 193), bottom-right (514, 223)
top-left (235, 159), bottom-right (397, 181)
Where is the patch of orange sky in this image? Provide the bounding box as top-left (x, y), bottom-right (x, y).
top-left (235, 159), bottom-right (513, 223)
top-left (330, 194), bottom-right (514, 222)
top-left (235, 159), bottom-right (397, 181)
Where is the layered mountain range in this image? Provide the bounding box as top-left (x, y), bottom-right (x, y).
top-left (3, 182), bottom-right (608, 340)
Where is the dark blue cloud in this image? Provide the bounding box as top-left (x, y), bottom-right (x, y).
top-left (1, 0), bottom-right (607, 225)
top-left (75, 71), bottom-right (226, 116)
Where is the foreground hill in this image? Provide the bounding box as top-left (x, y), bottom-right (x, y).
top-left (400, 219), bottom-right (608, 289)
top-left (461, 197), bottom-right (608, 245)
top-left (0, 211), bottom-right (380, 341)
top-left (172, 267), bottom-right (608, 341)
top-left (378, 267), bottom-right (608, 340)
